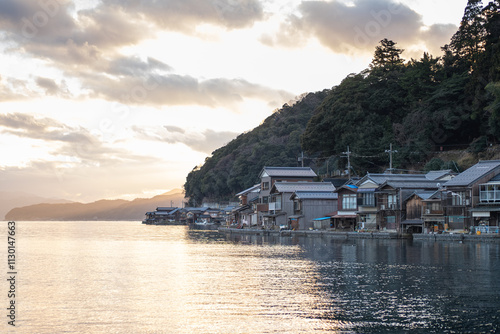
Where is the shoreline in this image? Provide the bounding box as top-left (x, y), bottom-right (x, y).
top-left (219, 227), bottom-right (500, 242)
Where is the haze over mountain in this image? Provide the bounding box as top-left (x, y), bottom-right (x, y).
top-left (5, 189), bottom-right (185, 221)
top-left (0, 191), bottom-right (72, 220)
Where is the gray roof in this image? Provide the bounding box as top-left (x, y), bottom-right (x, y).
top-left (425, 170), bottom-right (455, 180)
top-left (247, 193), bottom-right (259, 202)
top-left (235, 184), bottom-right (260, 196)
top-left (182, 207), bottom-right (209, 213)
top-left (272, 182), bottom-right (335, 193)
top-left (290, 191), bottom-right (338, 200)
top-left (358, 173), bottom-right (427, 186)
top-left (357, 170), bottom-right (456, 187)
top-left (323, 178), bottom-right (349, 187)
top-left (156, 207), bottom-right (176, 211)
top-left (382, 180), bottom-right (442, 189)
top-left (444, 160), bottom-right (500, 187)
top-left (260, 166), bottom-right (317, 178)
top-left (410, 190), bottom-right (438, 200)
top-left (490, 174), bottom-right (500, 182)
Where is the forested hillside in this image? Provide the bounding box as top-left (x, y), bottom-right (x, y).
top-left (302, 0), bottom-right (500, 172)
top-left (184, 0), bottom-right (500, 205)
top-left (184, 91), bottom-right (328, 205)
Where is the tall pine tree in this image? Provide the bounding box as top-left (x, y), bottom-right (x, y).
top-left (450, 0), bottom-right (486, 71)
top-left (370, 39), bottom-right (405, 71)
top-left (482, 0), bottom-right (500, 81)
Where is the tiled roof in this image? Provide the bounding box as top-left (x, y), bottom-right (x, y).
top-left (291, 191), bottom-right (338, 200)
top-left (261, 166), bottom-right (317, 178)
top-left (444, 160), bottom-right (500, 187)
top-left (425, 170), bottom-right (455, 180)
top-left (383, 180), bottom-right (442, 189)
top-left (235, 184), bottom-right (260, 196)
top-left (410, 190), bottom-right (438, 200)
top-left (272, 182), bottom-right (335, 193)
top-left (358, 173), bottom-right (427, 186)
top-left (490, 174), bottom-right (500, 182)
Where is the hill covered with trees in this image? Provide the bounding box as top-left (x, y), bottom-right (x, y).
top-left (184, 0), bottom-right (500, 205)
top-left (184, 90), bottom-right (329, 205)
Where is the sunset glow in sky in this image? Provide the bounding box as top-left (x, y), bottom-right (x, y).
top-left (0, 0), bottom-right (475, 202)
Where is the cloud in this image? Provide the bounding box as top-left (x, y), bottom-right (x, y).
top-left (0, 112), bottom-right (190, 202)
top-left (421, 23), bottom-right (458, 55)
top-left (0, 76), bottom-right (32, 101)
top-left (0, 154), bottom-right (184, 203)
top-left (265, 0), bottom-right (457, 57)
top-left (81, 73), bottom-right (294, 108)
top-left (0, 1), bottom-right (290, 109)
top-left (0, 112), bottom-right (91, 143)
top-left (101, 0), bottom-right (265, 31)
top-left (0, 0), bottom-right (264, 68)
top-left (107, 56), bottom-right (172, 77)
top-left (0, 112), bottom-right (131, 164)
top-left (132, 125), bottom-right (239, 154)
top-left (35, 76), bottom-right (72, 97)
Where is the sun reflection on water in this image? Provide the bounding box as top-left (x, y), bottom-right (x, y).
top-left (9, 222), bottom-right (500, 333)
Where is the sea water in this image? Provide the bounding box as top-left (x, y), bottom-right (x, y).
top-left (2, 221), bottom-right (499, 333)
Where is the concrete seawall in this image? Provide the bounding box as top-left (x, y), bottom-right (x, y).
top-left (219, 227), bottom-right (400, 239)
top-left (413, 233), bottom-right (500, 242)
top-left (219, 227), bottom-right (500, 242)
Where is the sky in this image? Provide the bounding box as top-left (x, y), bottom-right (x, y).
top-left (0, 0), bottom-right (476, 203)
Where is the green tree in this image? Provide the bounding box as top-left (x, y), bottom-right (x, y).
top-left (449, 0), bottom-right (486, 71)
top-left (370, 39), bottom-right (405, 71)
top-left (482, 0), bottom-right (500, 81)
top-left (183, 91), bottom-right (327, 204)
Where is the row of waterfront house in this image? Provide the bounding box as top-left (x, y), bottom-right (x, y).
top-left (229, 161), bottom-right (500, 235)
top-left (143, 206), bottom-right (236, 225)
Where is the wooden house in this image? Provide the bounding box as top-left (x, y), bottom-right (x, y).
top-left (289, 191), bottom-right (338, 230)
top-left (266, 181), bottom-right (336, 229)
top-left (257, 167), bottom-right (317, 226)
top-left (443, 160), bottom-right (500, 232)
top-left (333, 184), bottom-right (358, 231)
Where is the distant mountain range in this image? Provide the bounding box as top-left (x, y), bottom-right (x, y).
top-left (0, 191), bottom-right (73, 220)
top-left (4, 189), bottom-right (185, 221)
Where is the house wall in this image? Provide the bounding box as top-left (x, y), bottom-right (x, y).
top-left (406, 197), bottom-right (423, 220)
top-left (300, 199), bottom-right (338, 229)
top-left (444, 186), bottom-right (471, 230)
top-left (471, 169), bottom-right (500, 206)
top-left (337, 188), bottom-right (357, 211)
top-left (259, 174), bottom-right (315, 225)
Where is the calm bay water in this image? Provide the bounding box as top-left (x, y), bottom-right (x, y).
top-left (2, 221), bottom-right (500, 333)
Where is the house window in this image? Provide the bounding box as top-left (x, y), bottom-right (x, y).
top-left (363, 193), bottom-right (375, 206)
top-left (342, 194), bottom-right (357, 210)
top-left (294, 200), bottom-right (301, 212)
top-left (387, 194), bottom-right (397, 206)
top-left (272, 194), bottom-right (282, 203)
top-left (262, 196), bottom-right (269, 204)
top-left (262, 182), bottom-right (270, 190)
top-left (451, 191), bottom-right (467, 206)
top-left (480, 184), bottom-right (500, 203)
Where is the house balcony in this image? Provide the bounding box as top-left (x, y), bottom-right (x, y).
top-left (379, 203), bottom-right (399, 211)
top-left (256, 203), bottom-right (269, 212)
top-left (423, 209), bottom-right (444, 215)
top-left (268, 202), bottom-right (282, 211)
top-left (358, 205), bottom-right (377, 213)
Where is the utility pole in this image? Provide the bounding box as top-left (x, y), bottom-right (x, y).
top-left (342, 146), bottom-right (352, 179)
top-left (298, 151), bottom-right (304, 167)
top-left (385, 143), bottom-right (398, 174)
